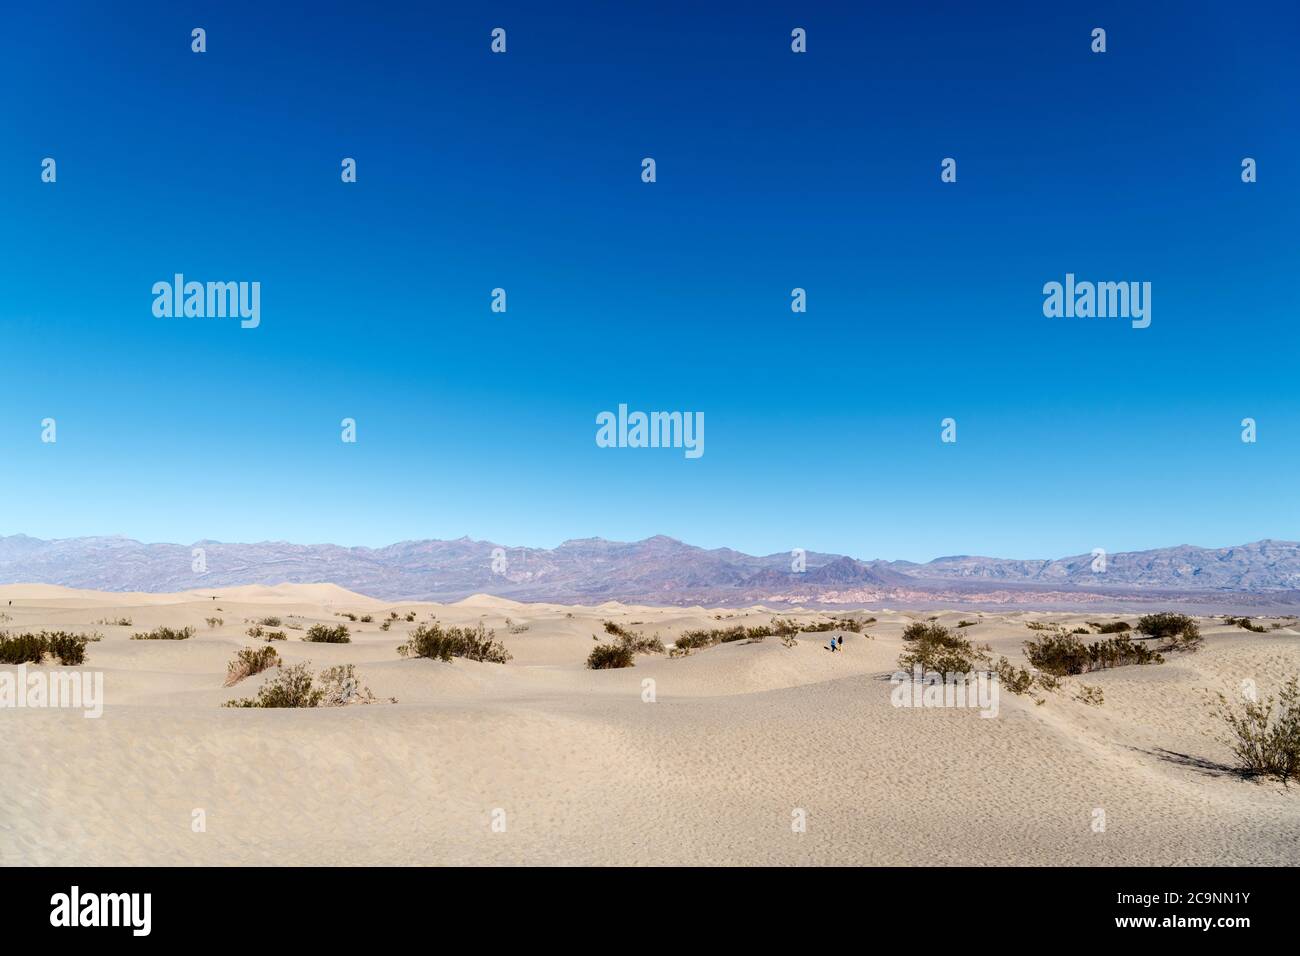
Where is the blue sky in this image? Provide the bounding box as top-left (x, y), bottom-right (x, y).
top-left (1, 1), bottom-right (1297, 562)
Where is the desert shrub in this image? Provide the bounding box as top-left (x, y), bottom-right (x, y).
top-left (1075, 685), bottom-right (1104, 706)
top-left (1136, 612), bottom-right (1198, 642)
top-left (1225, 616), bottom-right (1268, 633)
top-left (623, 631), bottom-right (665, 654)
top-left (1094, 621), bottom-right (1131, 634)
top-left (505, 617), bottom-right (529, 634)
top-left (259, 616), bottom-right (281, 627)
top-left (587, 642), bottom-right (636, 669)
top-left (206, 617), bottom-right (224, 629)
top-left (680, 625), bottom-right (743, 646)
top-left (95, 617), bottom-right (132, 627)
top-left (45, 632), bottom-right (88, 665)
top-left (0, 633), bottom-right (49, 664)
top-left (800, 618), bottom-right (867, 634)
top-left (994, 657), bottom-right (1035, 695)
top-left (317, 664), bottom-right (384, 705)
top-left (397, 621), bottom-right (511, 663)
top-left (359, 615), bottom-right (373, 623)
top-left (956, 620), bottom-right (977, 628)
top-left (388, 611), bottom-right (399, 620)
top-left (1213, 676), bottom-right (1300, 780)
top-left (224, 646), bottom-right (280, 686)
top-left (380, 620), bottom-right (392, 631)
top-left (1025, 629), bottom-right (1163, 677)
top-left (263, 630), bottom-right (286, 642)
top-left (1133, 616), bottom-right (1201, 655)
top-left (1025, 621), bottom-right (1050, 631)
top-left (304, 623), bottom-right (351, 644)
top-left (0, 631), bottom-right (89, 665)
top-left (591, 626), bottom-right (664, 665)
top-left (224, 663), bottom-right (323, 708)
top-left (131, 626), bottom-right (194, 641)
top-left (993, 656), bottom-right (1061, 700)
top-left (343, 613), bottom-right (358, 622)
top-left (404, 612), bottom-right (416, 622)
top-left (246, 625), bottom-right (265, 639)
top-left (898, 622), bottom-right (990, 674)
top-left (674, 619), bottom-right (804, 651)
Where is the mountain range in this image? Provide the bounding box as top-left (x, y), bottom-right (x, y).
top-left (2, 534), bottom-right (1299, 611)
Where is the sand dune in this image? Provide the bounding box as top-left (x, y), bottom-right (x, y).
top-left (1, 588), bottom-right (1298, 865)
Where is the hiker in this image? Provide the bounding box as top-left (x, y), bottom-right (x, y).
top-left (836, 635), bottom-right (844, 651)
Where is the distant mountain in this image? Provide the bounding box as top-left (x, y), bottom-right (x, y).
top-left (1, 533), bottom-right (1298, 611)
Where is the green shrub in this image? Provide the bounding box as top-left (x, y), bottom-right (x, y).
top-left (131, 626), bottom-right (195, 641)
top-left (994, 657), bottom-right (1035, 695)
top-left (224, 646), bottom-right (281, 686)
top-left (0, 631), bottom-right (89, 665)
top-left (0, 632), bottom-right (50, 664)
top-left (1136, 612), bottom-right (1199, 642)
top-left (397, 621), bottom-right (511, 663)
top-left (46, 632), bottom-right (87, 665)
top-left (1214, 676), bottom-right (1300, 780)
top-left (304, 623), bottom-right (351, 644)
top-left (1225, 616), bottom-right (1268, 633)
top-left (224, 663), bottom-right (323, 708)
top-left (587, 642), bottom-right (636, 669)
top-left (1024, 629), bottom-right (1164, 676)
top-left (898, 622), bottom-right (990, 674)
top-left (587, 625), bottom-right (664, 666)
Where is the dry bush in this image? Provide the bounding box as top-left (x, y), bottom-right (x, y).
top-left (224, 646), bottom-right (280, 686)
top-left (224, 663), bottom-right (323, 708)
top-left (397, 621), bottom-right (511, 663)
top-left (131, 626), bottom-right (195, 641)
top-left (1213, 676), bottom-right (1300, 780)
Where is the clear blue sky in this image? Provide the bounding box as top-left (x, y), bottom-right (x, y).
top-left (1, 1), bottom-right (1296, 561)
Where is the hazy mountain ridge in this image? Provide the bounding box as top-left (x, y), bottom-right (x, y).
top-left (1, 533), bottom-right (1298, 609)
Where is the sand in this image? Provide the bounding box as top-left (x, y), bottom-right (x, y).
top-left (1, 584), bottom-right (1298, 866)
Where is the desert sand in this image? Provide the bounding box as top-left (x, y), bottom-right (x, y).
top-left (1, 583), bottom-right (1298, 866)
